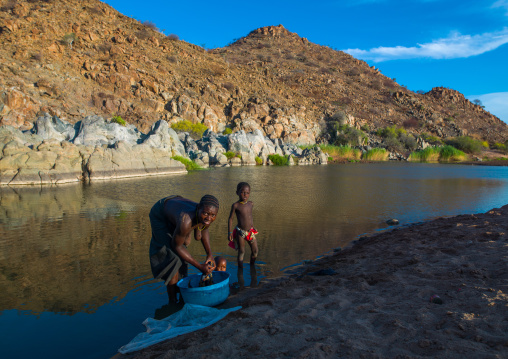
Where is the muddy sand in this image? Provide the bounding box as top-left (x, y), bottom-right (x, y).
top-left (117, 205), bottom-right (508, 359)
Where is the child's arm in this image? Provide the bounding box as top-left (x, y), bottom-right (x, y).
top-left (227, 203), bottom-right (236, 242)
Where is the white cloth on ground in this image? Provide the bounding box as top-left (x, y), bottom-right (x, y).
top-left (118, 303), bottom-right (242, 354)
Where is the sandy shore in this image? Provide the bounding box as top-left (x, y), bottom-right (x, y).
top-left (117, 205), bottom-right (508, 359)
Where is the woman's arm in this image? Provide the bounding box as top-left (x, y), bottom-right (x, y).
top-left (199, 228), bottom-right (215, 269)
top-left (173, 218), bottom-right (212, 274)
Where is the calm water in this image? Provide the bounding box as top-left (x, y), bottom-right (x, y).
top-left (1, 163), bottom-right (507, 358)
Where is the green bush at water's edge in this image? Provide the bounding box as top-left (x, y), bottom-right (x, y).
top-left (409, 146), bottom-right (466, 162)
top-left (268, 154), bottom-right (289, 165)
top-left (362, 148), bottom-right (388, 161)
top-left (408, 147), bottom-right (441, 162)
top-left (171, 156), bottom-right (202, 171)
top-left (438, 145), bottom-right (466, 161)
top-left (255, 156), bottom-right (263, 165)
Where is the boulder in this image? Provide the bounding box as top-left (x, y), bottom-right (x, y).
top-left (72, 115), bottom-right (142, 147)
top-left (32, 113), bottom-right (76, 142)
top-left (142, 120), bottom-right (185, 155)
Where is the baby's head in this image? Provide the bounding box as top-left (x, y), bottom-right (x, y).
top-left (214, 256), bottom-right (227, 271)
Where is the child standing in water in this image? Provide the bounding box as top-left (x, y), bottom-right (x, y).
top-left (228, 182), bottom-right (258, 268)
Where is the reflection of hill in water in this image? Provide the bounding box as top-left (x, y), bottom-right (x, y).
top-left (0, 185), bottom-right (148, 314)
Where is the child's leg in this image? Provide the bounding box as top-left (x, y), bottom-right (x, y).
top-left (237, 235), bottom-right (246, 268)
top-left (248, 238), bottom-right (258, 264)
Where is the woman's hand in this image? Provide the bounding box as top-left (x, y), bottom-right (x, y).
top-left (201, 258), bottom-right (215, 274)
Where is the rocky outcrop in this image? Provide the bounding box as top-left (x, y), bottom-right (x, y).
top-left (0, 115), bottom-right (187, 185)
top-left (0, 113), bottom-right (330, 185)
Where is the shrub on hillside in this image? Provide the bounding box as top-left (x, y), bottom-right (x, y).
top-left (167, 34), bottom-right (179, 41)
top-left (445, 136), bottom-right (483, 154)
top-left (142, 21), bottom-right (159, 31)
top-left (493, 142), bottom-right (508, 154)
top-left (383, 136), bottom-right (405, 153)
top-left (111, 115), bottom-right (126, 126)
top-left (421, 133), bottom-right (443, 145)
top-left (335, 126), bottom-right (368, 147)
top-left (331, 111), bottom-right (348, 126)
top-left (376, 125), bottom-right (406, 139)
top-left (398, 133), bottom-right (418, 151)
top-left (171, 120), bottom-right (208, 139)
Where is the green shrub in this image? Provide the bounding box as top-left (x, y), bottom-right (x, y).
top-left (493, 142), bottom-right (508, 154)
top-left (255, 156), bottom-right (263, 165)
top-left (61, 33), bottom-right (77, 49)
top-left (224, 151), bottom-right (237, 160)
top-left (172, 156), bottom-right (202, 171)
top-left (335, 126), bottom-right (368, 147)
top-left (376, 126), bottom-right (406, 139)
top-left (445, 136), bottom-right (483, 154)
top-left (362, 148), bottom-right (388, 161)
top-left (421, 133), bottom-right (443, 145)
top-left (111, 115), bottom-right (126, 126)
top-left (383, 136), bottom-right (404, 152)
top-left (268, 154), bottom-right (289, 166)
top-left (222, 127), bottom-right (233, 135)
top-left (360, 124), bottom-right (370, 132)
top-left (439, 145), bottom-right (466, 161)
top-left (331, 111), bottom-right (348, 126)
top-left (408, 147), bottom-right (441, 162)
top-left (171, 120), bottom-right (208, 139)
top-left (398, 133), bottom-right (418, 151)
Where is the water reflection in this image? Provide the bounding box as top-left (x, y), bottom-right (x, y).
top-left (0, 163), bottom-right (507, 318)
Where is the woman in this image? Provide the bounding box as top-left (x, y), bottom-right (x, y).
top-left (149, 194), bottom-right (219, 303)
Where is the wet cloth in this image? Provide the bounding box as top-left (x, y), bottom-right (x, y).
top-left (149, 195), bottom-right (183, 285)
top-left (233, 226), bottom-right (258, 242)
top-left (118, 303), bottom-right (242, 354)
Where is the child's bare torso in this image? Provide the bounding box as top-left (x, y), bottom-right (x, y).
top-left (235, 201), bottom-right (253, 230)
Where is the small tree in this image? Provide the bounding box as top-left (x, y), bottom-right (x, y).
top-left (61, 33), bottom-right (77, 49)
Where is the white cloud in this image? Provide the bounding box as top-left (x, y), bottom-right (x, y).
top-left (466, 92), bottom-right (508, 124)
top-left (492, 0), bottom-right (508, 16)
top-left (344, 28), bottom-right (508, 62)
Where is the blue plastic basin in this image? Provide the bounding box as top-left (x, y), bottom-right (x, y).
top-left (177, 271), bottom-right (230, 307)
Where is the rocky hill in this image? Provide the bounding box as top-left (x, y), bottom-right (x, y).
top-left (1, 0), bottom-right (507, 144)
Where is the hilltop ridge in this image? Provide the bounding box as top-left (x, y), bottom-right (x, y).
top-left (0, 0), bottom-right (507, 145)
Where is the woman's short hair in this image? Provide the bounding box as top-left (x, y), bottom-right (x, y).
top-left (199, 194), bottom-right (219, 209)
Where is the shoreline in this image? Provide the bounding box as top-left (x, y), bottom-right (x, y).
top-left (117, 205), bottom-right (508, 358)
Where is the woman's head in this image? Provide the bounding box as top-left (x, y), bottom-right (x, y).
top-left (197, 194), bottom-right (219, 226)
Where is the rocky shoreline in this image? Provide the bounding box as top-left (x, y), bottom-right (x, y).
top-left (0, 114), bottom-right (328, 185)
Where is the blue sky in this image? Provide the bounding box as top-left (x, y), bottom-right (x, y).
top-left (102, 0), bottom-right (508, 124)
